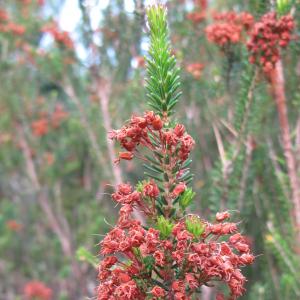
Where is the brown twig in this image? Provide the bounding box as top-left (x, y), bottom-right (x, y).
top-left (269, 59), bottom-right (300, 246)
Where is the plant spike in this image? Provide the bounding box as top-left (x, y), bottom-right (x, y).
top-left (145, 5), bottom-right (182, 119)
top-left (97, 5), bottom-right (255, 300)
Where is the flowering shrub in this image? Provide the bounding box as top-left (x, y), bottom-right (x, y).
top-left (247, 12), bottom-right (294, 73)
top-left (97, 5), bottom-right (255, 300)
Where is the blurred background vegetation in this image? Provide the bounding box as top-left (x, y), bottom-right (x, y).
top-left (0, 0), bottom-right (300, 299)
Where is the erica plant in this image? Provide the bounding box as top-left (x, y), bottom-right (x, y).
top-left (97, 5), bottom-right (255, 300)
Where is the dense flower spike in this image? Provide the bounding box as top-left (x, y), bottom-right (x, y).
top-left (97, 5), bottom-right (254, 300)
top-left (109, 111), bottom-right (195, 167)
top-left (247, 12), bottom-right (295, 73)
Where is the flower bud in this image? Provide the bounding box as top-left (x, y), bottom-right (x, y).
top-left (151, 286), bottom-right (166, 297)
top-left (157, 215), bottom-right (174, 239)
top-left (143, 181), bottom-right (159, 198)
top-left (173, 183), bottom-right (186, 196)
top-left (179, 188), bottom-right (195, 209)
top-left (174, 124), bottom-right (185, 137)
top-left (119, 151), bottom-right (134, 160)
top-left (152, 115), bottom-right (163, 130)
top-left (216, 211), bottom-right (231, 222)
top-left (185, 216), bottom-right (205, 238)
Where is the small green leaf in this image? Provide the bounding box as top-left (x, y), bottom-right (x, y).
top-left (76, 247), bottom-right (97, 268)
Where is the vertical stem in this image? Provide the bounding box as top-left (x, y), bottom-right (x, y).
top-left (270, 59), bottom-right (300, 247)
top-left (96, 78), bottom-right (122, 185)
top-left (237, 136), bottom-right (253, 211)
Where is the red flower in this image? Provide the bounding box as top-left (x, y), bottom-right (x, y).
top-left (31, 118), bottom-right (49, 137)
top-left (112, 184), bottom-right (141, 205)
top-left (118, 152), bottom-right (134, 161)
top-left (153, 250), bottom-right (165, 266)
top-left (173, 183), bottom-right (186, 196)
top-left (185, 273), bottom-right (199, 289)
top-left (143, 181), bottom-right (160, 198)
top-left (216, 211), bottom-right (231, 222)
top-left (152, 115), bottom-right (163, 130)
top-left (174, 124), bottom-right (185, 137)
top-left (185, 63), bottom-right (204, 79)
top-left (151, 286), bottom-right (166, 297)
top-left (114, 280), bottom-right (140, 299)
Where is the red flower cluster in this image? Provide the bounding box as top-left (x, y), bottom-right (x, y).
top-left (112, 183), bottom-right (141, 205)
top-left (98, 208), bottom-right (254, 300)
top-left (186, 11), bottom-right (206, 25)
top-left (247, 12), bottom-right (295, 73)
top-left (31, 104), bottom-right (68, 137)
top-left (31, 118), bottom-right (49, 137)
top-left (24, 281), bottom-right (52, 300)
top-left (206, 11), bottom-right (253, 48)
top-left (41, 23), bottom-right (74, 49)
top-left (0, 10), bottom-right (25, 36)
top-left (109, 111), bottom-right (195, 163)
top-left (185, 62), bottom-right (205, 79)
